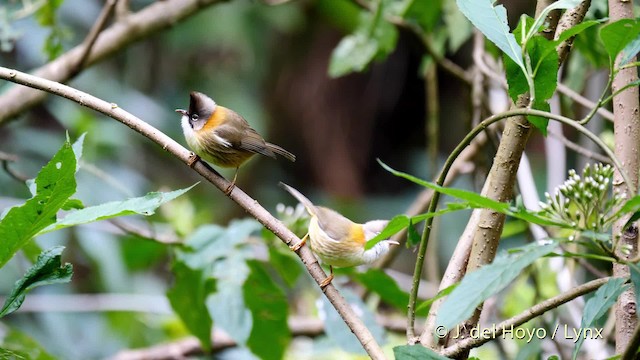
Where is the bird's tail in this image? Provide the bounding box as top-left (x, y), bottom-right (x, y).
top-left (267, 143), bottom-right (296, 162)
top-left (279, 182), bottom-right (316, 217)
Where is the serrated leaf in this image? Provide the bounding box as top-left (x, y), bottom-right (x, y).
top-left (436, 242), bottom-right (557, 333)
top-left (244, 261), bottom-right (291, 360)
top-left (600, 19), bottom-right (640, 65)
top-left (167, 261), bottom-right (216, 351)
top-left (394, 345), bottom-right (452, 359)
top-left (0, 246), bottom-right (73, 317)
top-left (456, 0), bottom-right (524, 70)
top-left (0, 140), bottom-right (76, 268)
top-left (572, 277), bottom-right (627, 359)
top-left (355, 268), bottom-right (412, 314)
top-left (37, 184), bottom-right (197, 235)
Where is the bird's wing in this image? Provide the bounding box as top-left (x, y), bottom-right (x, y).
top-left (314, 207), bottom-right (357, 243)
top-left (214, 116), bottom-right (276, 158)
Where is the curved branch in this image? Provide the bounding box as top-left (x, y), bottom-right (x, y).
top-left (0, 0), bottom-right (223, 124)
top-left (442, 277), bottom-right (611, 357)
top-left (0, 67), bottom-right (387, 360)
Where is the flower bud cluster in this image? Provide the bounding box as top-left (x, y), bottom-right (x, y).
top-left (540, 163), bottom-right (623, 234)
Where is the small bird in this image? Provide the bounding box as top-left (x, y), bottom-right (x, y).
top-left (176, 92), bottom-right (296, 193)
top-left (280, 183), bottom-right (398, 288)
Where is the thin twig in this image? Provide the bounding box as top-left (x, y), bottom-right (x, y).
top-left (442, 277), bottom-right (612, 357)
top-left (0, 0), bottom-right (224, 124)
top-left (0, 151), bottom-right (29, 182)
top-left (547, 128), bottom-right (612, 164)
top-left (0, 67), bottom-right (387, 360)
top-left (70, 0), bottom-right (118, 76)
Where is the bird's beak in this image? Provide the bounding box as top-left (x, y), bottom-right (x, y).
top-left (388, 240), bottom-right (400, 246)
top-left (175, 109), bottom-right (187, 115)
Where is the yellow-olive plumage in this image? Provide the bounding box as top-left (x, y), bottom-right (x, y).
top-left (280, 183), bottom-right (398, 287)
top-left (176, 92), bottom-right (295, 190)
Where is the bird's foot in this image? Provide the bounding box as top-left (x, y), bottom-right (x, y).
top-left (290, 233), bottom-right (308, 252)
top-left (187, 153), bottom-right (200, 168)
top-left (224, 182), bottom-right (236, 196)
top-left (319, 273), bottom-right (334, 289)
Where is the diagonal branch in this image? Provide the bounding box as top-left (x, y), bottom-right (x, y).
top-left (70, 0), bottom-right (118, 77)
top-left (0, 0), bottom-right (223, 124)
top-left (0, 67), bottom-right (387, 360)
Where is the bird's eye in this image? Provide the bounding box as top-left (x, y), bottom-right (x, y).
top-left (191, 114), bottom-right (199, 121)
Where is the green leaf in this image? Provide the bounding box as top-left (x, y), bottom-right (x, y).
top-left (320, 287), bottom-right (386, 354)
top-left (436, 242), bottom-right (557, 334)
top-left (0, 139), bottom-right (76, 268)
top-left (244, 261), bottom-right (291, 360)
top-left (443, 0), bottom-right (472, 52)
top-left (553, 19), bottom-right (606, 46)
top-left (37, 184), bottom-right (197, 235)
top-left (268, 246), bottom-right (303, 287)
top-left (167, 261), bottom-right (216, 351)
top-left (619, 35), bottom-right (640, 66)
top-left (35, 0), bottom-right (64, 26)
top-left (415, 283), bottom-right (458, 314)
top-left (354, 269), bottom-right (412, 314)
top-left (394, 345), bottom-right (452, 359)
top-left (0, 327), bottom-right (57, 360)
top-left (407, 218), bottom-right (421, 247)
top-left (404, 0), bottom-right (442, 31)
top-left (456, 0), bottom-right (524, 70)
top-left (600, 19), bottom-right (640, 66)
top-left (0, 246), bottom-right (73, 318)
top-left (379, 160), bottom-right (566, 228)
top-left (630, 263), bottom-right (640, 320)
top-left (526, 0), bottom-right (581, 43)
top-left (572, 277), bottom-right (628, 360)
top-left (529, 99), bottom-right (551, 135)
top-left (329, 6), bottom-right (398, 77)
top-left (365, 214), bottom-right (409, 250)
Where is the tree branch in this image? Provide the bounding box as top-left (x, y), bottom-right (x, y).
top-left (441, 277), bottom-right (611, 357)
top-left (0, 0), bottom-right (223, 124)
top-left (70, 0), bottom-right (118, 76)
top-left (0, 67), bottom-right (387, 360)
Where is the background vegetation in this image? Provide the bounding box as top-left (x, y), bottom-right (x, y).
top-left (1, 0), bottom-right (639, 359)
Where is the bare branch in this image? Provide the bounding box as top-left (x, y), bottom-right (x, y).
top-left (442, 277), bottom-right (612, 357)
top-left (0, 67), bottom-right (387, 360)
top-left (0, 0), bottom-right (223, 124)
top-left (71, 0), bottom-right (118, 76)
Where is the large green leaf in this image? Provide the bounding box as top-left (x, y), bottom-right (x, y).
top-left (436, 242), bottom-right (558, 335)
top-left (167, 261), bottom-right (216, 351)
top-left (0, 246), bottom-right (73, 317)
top-left (600, 19), bottom-right (640, 66)
top-left (394, 345), bottom-right (451, 359)
top-left (37, 184), bottom-right (197, 235)
top-left (0, 139), bottom-right (76, 268)
top-left (456, 0), bottom-right (523, 70)
top-left (572, 277), bottom-right (627, 359)
top-left (0, 327), bottom-right (57, 360)
top-left (379, 161), bottom-right (565, 228)
top-left (355, 269), bottom-right (412, 314)
top-left (329, 5), bottom-right (398, 77)
top-left (320, 287), bottom-right (386, 354)
top-left (244, 260), bottom-right (291, 360)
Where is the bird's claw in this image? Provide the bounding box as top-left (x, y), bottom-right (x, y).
top-left (187, 153), bottom-right (200, 168)
top-left (319, 273), bottom-right (334, 289)
top-left (224, 182), bottom-right (236, 196)
top-left (290, 233), bottom-right (308, 252)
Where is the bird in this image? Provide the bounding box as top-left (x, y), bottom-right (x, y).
top-left (280, 182), bottom-right (399, 288)
top-left (176, 91), bottom-right (296, 194)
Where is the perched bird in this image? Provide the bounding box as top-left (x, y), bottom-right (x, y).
top-left (176, 92), bottom-right (296, 193)
top-left (280, 182), bottom-right (398, 288)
